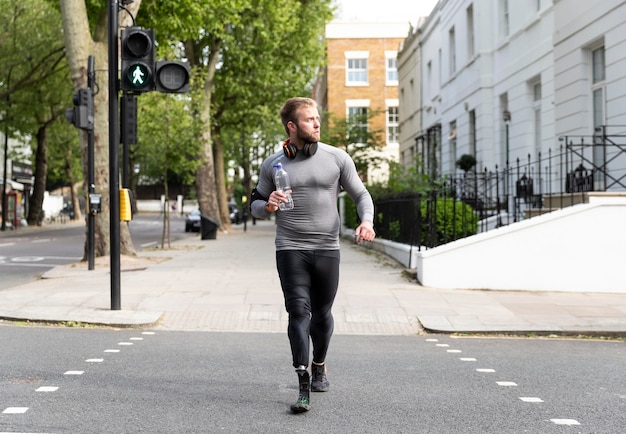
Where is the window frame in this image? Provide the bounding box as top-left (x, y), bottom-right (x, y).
top-left (345, 51), bottom-right (369, 86)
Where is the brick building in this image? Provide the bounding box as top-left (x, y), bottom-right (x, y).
top-left (314, 22), bottom-right (410, 183)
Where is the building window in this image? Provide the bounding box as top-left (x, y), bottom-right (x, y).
top-left (469, 109), bottom-right (476, 158)
top-left (345, 51), bottom-right (369, 86)
top-left (532, 81), bottom-right (542, 160)
top-left (500, 93), bottom-right (509, 168)
top-left (449, 26), bottom-right (456, 75)
top-left (592, 45), bottom-right (605, 128)
top-left (386, 51), bottom-right (398, 85)
top-left (438, 49), bottom-right (442, 86)
top-left (348, 106), bottom-right (369, 143)
top-left (591, 45), bottom-right (605, 187)
top-left (467, 4), bottom-right (475, 59)
top-left (387, 106), bottom-right (399, 144)
top-left (449, 120), bottom-right (457, 172)
top-left (501, 0), bottom-right (510, 38)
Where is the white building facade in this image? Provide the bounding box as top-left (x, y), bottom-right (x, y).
top-left (398, 0), bottom-right (626, 193)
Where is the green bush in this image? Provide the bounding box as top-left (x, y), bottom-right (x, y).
top-left (420, 198), bottom-right (478, 246)
top-left (342, 195), bottom-right (359, 229)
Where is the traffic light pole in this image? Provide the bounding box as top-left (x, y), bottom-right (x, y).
top-left (87, 56), bottom-right (96, 271)
top-left (108, 0), bottom-right (121, 310)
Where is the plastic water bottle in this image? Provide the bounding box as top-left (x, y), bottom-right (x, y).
top-left (273, 163), bottom-right (294, 210)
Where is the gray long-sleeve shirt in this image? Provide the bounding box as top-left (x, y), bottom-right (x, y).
top-left (251, 142), bottom-right (374, 251)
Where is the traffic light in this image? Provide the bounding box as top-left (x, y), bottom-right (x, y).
top-left (120, 27), bottom-right (155, 92)
top-left (155, 60), bottom-right (191, 93)
top-left (65, 88), bottom-right (94, 131)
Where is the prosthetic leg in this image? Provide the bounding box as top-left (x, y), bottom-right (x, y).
top-left (290, 366), bottom-right (311, 413)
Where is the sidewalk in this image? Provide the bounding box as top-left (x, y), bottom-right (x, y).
top-left (1, 219), bottom-right (625, 337)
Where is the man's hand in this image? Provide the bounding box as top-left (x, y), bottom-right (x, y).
top-left (355, 221), bottom-right (375, 244)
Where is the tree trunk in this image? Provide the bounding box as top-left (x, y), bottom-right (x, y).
top-left (194, 39), bottom-right (221, 224)
top-left (212, 133), bottom-right (231, 230)
top-left (27, 126), bottom-right (48, 226)
top-left (60, 0), bottom-right (138, 258)
top-left (63, 146), bottom-right (83, 221)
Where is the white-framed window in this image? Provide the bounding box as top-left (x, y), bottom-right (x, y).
top-left (532, 81), bottom-right (542, 160)
top-left (346, 99), bottom-right (370, 143)
top-left (591, 44), bottom-right (605, 188)
top-left (385, 51), bottom-right (398, 85)
top-left (449, 120), bottom-right (457, 171)
top-left (345, 51), bottom-right (369, 86)
top-left (469, 109), bottom-right (476, 158)
top-left (466, 4), bottom-right (475, 59)
top-left (387, 105), bottom-right (399, 144)
top-left (449, 26), bottom-right (456, 75)
top-left (426, 60), bottom-right (432, 101)
top-left (438, 49), bottom-right (442, 86)
top-left (501, 0), bottom-right (510, 38)
top-left (500, 93), bottom-right (509, 167)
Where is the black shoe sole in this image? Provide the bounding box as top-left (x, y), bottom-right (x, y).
top-left (290, 403), bottom-right (311, 413)
top-left (311, 385), bottom-right (329, 392)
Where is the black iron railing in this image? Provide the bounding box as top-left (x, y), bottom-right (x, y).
top-left (372, 127), bottom-right (626, 250)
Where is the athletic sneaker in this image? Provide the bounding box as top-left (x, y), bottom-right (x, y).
top-left (290, 395), bottom-right (311, 413)
top-left (311, 362), bottom-right (329, 392)
top-left (291, 368), bottom-right (311, 413)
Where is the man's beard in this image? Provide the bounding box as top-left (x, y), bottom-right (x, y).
top-left (296, 128), bottom-right (319, 145)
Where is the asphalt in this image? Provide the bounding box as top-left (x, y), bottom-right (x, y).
top-left (1, 218), bottom-right (625, 337)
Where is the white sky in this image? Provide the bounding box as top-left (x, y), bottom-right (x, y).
top-left (333, 0), bottom-right (438, 23)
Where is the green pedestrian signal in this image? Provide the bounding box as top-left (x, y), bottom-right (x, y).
top-left (125, 63), bottom-right (152, 89)
top-left (120, 27), bottom-right (155, 92)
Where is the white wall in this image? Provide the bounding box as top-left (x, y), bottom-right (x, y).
top-left (416, 193), bottom-right (626, 293)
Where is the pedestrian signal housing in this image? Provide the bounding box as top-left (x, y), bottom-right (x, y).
top-left (65, 88), bottom-right (94, 131)
top-left (121, 27), bottom-right (155, 92)
top-left (155, 60), bottom-right (191, 93)
top-left (120, 27), bottom-right (190, 94)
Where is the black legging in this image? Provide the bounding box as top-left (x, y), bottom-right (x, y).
top-left (276, 249), bottom-right (340, 368)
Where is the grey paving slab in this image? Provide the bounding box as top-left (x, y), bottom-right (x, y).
top-left (1, 219), bottom-right (625, 337)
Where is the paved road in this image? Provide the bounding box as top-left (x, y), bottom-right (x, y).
top-left (1, 326), bottom-right (624, 433)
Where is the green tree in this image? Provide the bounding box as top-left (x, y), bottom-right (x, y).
top-left (140, 0), bottom-right (334, 228)
top-left (0, 0), bottom-right (77, 227)
top-left (321, 110), bottom-right (386, 180)
top-left (136, 92), bottom-right (200, 246)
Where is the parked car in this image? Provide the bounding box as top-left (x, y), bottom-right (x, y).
top-left (185, 209), bottom-right (201, 232)
top-left (229, 202), bottom-right (242, 224)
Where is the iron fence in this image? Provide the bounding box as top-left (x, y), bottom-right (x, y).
top-left (373, 127), bottom-right (626, 250)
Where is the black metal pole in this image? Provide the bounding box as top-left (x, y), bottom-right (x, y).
top-left (1, 69), bottom-right (10, 232)
top-left (109, 0), bottom-right (121, 310)
top-left (1, 123), bottom-right (7, 231)
top-left (87, 56), bottom-right (96, 270)
top-left (121, 92), bottom-right (130, 188)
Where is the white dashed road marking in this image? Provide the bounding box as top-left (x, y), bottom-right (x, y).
top-left (2, 407), bottom-right (28, 414)
top-left (427, 337), bottom-right (583, 427)
top-left (551, 419), bottom-right (580, 426)
top-left (36, 386), bottom-right (59, 392)
top-left (4, 332), bottom-right (157, 427)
